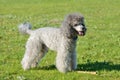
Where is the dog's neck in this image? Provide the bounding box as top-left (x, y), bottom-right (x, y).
top-left (67, 35), bottom-right (78, 41)
top-left (73, 36), bottom-right (78, 41)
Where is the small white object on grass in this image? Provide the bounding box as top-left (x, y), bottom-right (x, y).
top-left (77, 71), bottom-right (97, 75)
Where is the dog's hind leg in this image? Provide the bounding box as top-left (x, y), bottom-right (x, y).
top-left (21, 37), bottom-right (46, 70)
top-left (31, 44), bottom-right (48, 68)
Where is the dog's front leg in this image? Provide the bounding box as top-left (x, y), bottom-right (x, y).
top-left (56, 49), bottom-right (76, 73)
top-left (71, 50), bottom-right (77, 70)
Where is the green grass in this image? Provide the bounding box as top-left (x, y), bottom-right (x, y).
top-left (0, 0), bottom-right (120, 80)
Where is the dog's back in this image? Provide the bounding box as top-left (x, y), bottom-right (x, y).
top-left (34, 27), bottom-right (61, 51)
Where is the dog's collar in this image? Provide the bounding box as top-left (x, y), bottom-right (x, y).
top-left (73, 36), bottom-right (78, 40)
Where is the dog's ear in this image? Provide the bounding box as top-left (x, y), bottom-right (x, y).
top-left (64, 14), bottom-right (72, 24)
top-left (61, 15), bottom-right (76, 39)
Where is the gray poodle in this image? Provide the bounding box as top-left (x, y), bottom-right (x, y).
top-left (18, 13), bottom-right (87, 73)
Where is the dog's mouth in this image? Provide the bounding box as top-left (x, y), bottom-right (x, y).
top-left (78, 31), bottom-right (85, 36)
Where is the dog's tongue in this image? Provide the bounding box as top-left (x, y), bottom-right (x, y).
top-left (78, 31), bottom-right (84, 36)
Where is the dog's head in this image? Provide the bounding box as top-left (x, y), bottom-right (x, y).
top-left (61, 13), bottom-right (87, 39)
top-left (65, 13), bottom-right (87, 36)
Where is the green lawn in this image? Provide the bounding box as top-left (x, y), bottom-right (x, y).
top-left (0, 0), bottom-right (120, 80)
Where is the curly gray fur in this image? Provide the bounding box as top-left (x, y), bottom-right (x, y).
top-left (18, 22), bottom-right (32, 35)
top-left (19, 13), bottom-right (87, 73)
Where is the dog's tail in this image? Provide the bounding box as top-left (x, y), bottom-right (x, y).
top-left (18, 22), bottom-right (32, 35)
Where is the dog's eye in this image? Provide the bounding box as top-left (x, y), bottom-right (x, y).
top-left (79, 23), bottom-right (85, 27)
top-left (74, 24), bottom-right (78, 26)
top-left (81, 23), bottom-right (85, 26)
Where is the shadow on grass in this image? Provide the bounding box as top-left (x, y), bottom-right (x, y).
top-left (77, 61), bottom-right (120, 71)
top-left (33, 61), bottom-right (120, 71)
top-left (34, 65), bottom-right (56, 70)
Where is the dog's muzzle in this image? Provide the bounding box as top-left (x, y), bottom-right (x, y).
top-left (74, 25), bottom-right (87, 36)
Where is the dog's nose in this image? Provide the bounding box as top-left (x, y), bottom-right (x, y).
top-left (82, 27), bottom-right (85, 30)
top-left (82, 27), bottom-right (87, 31)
